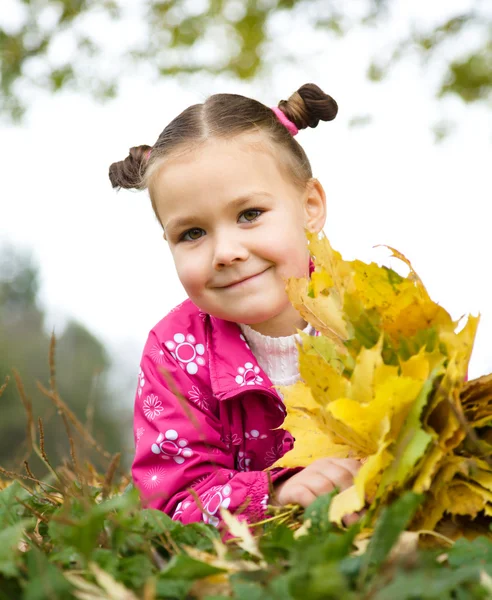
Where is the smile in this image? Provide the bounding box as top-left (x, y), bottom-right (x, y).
top-left (217, 268), bottom-right (270, 289)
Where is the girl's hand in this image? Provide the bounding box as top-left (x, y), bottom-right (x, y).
top-left (273, 457), bottom-right (361, 508)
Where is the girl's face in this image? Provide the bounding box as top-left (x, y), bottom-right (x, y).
top-left (152, 133), bottom-right (326, 337)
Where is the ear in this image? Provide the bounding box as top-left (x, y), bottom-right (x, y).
top-left (303, 178), bottom-right (326, 233)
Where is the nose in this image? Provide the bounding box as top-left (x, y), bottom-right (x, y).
top-left (213, 230), bottom-right (249, 269)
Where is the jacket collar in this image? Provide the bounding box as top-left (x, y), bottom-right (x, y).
top-left (205, 313), bottom-right (284, 411)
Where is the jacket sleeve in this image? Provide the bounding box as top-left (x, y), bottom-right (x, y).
top-left (131, 331), bottom-right (298, 527)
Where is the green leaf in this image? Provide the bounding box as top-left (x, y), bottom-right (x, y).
top-left (167, 522), bottom-right (220, 551)
top-left (372, 565), bottom-right (482, 600)
top-left (0, 518), bottom-right (33, 578)
top-left (302, 491), bottom-right (338, 534)
top-left (288, 562), bottom-right (351, 599)
top-left (447, 537), bottom-right (492, 568)
top-left (232, 580), bottom-right (274, 600)
top-left (338, 554), bottom-right (363, 582)
top-left (119, 554), bottom-right (156, 590)
top-left (159, 554), bottom-right (225, 580)
top-left (48, 503), bottom-right (105, 560)
top-left (260, 524), bottom-right (295, 561)
top-left (48, 545), bottom-right (82, 569)
top-left (155, 578), bottom-right (193, 600)
top-left (293, 523), bottom-right (358, 568)
top-left (24, 548), bottom-right (73, 600)
top-left (268, 574), bottom-right (294, 599)
top-left (0, 519), bottom-right (34, 577)
top-left (360, 492), bottom-right (422, 576)
top-left (377, 373), bottom-right (438, 494)
top-left (91, 548), bottom-right (119, 575)
top-left (141, 508), bottom-right (181, 535)
top-left (0, 481), bottom-right (26, 527)
top-left (48, 491), bottom-right (139, 559)
top-left (141, 508), bottom-right (219, 550)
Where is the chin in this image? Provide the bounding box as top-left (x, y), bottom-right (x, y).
top-left (198, 294), bottom-right (288, 325)
top-left (204, 303), bottom-right (273, 324)
top-left (227, 308), bottom-right (282, 327)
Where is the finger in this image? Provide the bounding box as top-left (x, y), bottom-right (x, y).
top-left (342, 511), bottom-right (360, 527)
top-left (317, 463), bottom-right (356, 492)
top-left (332, 458), bottom-right (361, 478)
top-left (303, 472), bottom-right (337, 497)
top-left (290, 485), bottom-right (317, 508)
top-left (311, 458), bottom-right (361, 479)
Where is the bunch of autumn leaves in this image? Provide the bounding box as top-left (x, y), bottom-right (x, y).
top-left (274, 233), bottom-right (492, 536)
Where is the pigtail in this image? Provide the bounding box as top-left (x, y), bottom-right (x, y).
top-left (278, 83), bottom-right (338, 130)
top-left (108, 145), bottom-right (153, 190)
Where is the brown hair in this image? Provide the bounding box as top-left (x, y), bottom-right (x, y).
top-left (109, 83), bottom-right (337, 223)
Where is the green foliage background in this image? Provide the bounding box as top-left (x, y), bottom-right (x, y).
top-left (1, 0), bottom-right (491, 122)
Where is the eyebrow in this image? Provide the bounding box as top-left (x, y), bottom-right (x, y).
top-left (164, 191), bottom-right (273, 234)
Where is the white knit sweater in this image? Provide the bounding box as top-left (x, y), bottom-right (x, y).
top-left (238, 322), bottom-right (314, 387)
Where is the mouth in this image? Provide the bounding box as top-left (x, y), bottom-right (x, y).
top-left (216, 268), bottom-right (270, 289)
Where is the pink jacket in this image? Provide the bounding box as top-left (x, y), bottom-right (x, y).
top-left (131, 299), bottom-right (300, 526)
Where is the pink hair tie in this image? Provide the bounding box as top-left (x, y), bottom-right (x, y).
top-left (271, 106), bottom-right (299, 136)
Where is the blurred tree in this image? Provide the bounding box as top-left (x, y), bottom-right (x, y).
top-left (0, 245), bottom-right (125, 471)
top-left (0, 0), bottom-right (490, 122)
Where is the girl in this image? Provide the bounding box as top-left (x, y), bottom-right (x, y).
top-left (109, 83), bottom-right (360, 527)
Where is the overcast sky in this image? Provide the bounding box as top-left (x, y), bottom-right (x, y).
top-left (1, 0), bottom-right (490, 409)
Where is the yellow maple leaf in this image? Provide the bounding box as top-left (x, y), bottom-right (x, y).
top-left (280, 231), bottom-right (483, 532)
top-left (286, 276), bottom-right (349, 351)
top-left (297, 334), bottom-right (349, 405)
top-left (349, 341), bottom-right (384, 404)
top-left (309, 269), bottom-right (334, 296)
top-left (220, 509), bottom-right (263, 559)
top-left (307, 232), bottom-right (353, 295)
top-left (445, 481), bottom-right (488, 518)
top-left (412, 443), bottom-right (446, 493)
top-left (273, 382), bottom-right (353, 468)
top-left (329, 484), bottom-right (363, 525)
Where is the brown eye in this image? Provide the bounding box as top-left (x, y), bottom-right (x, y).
top-left (182, 228), bottom-right (205, 242)
top-left (239, 209), bottom-right (262, 223)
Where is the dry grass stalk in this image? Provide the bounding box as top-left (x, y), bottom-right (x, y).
top-left (0, 375), bottom-right (9, 398)
top-left (17, 497), bottom-right (50, 523)
top-left (0, 465), bottom-right (36, 495)
top-left (101, 452), bottom-right (121, 500)
top-left (12, 368), bottom-right (34, 458)
top-left (38, 417), bottom-right (48, 463)
top-left (34, 416), bottom-right (68, 492)
top-left (23, 460), bottom-right (35, 480)
top-left (59, 409), bottom-right (85, 488)
top-left (36, 381), bottom-right (112, 461)
top-left (0, 464), bottom-right (59, 493)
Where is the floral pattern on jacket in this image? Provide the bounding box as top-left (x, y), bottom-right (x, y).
top-left (131, 299), bottom-right (300, 527)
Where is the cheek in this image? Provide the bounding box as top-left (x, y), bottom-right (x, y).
top-left (273, 223), bottom-right (310, 273)
top-left (173, 251), bottom-right (208, 293)
top-left (282, 247), bottom-right (310, 279)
